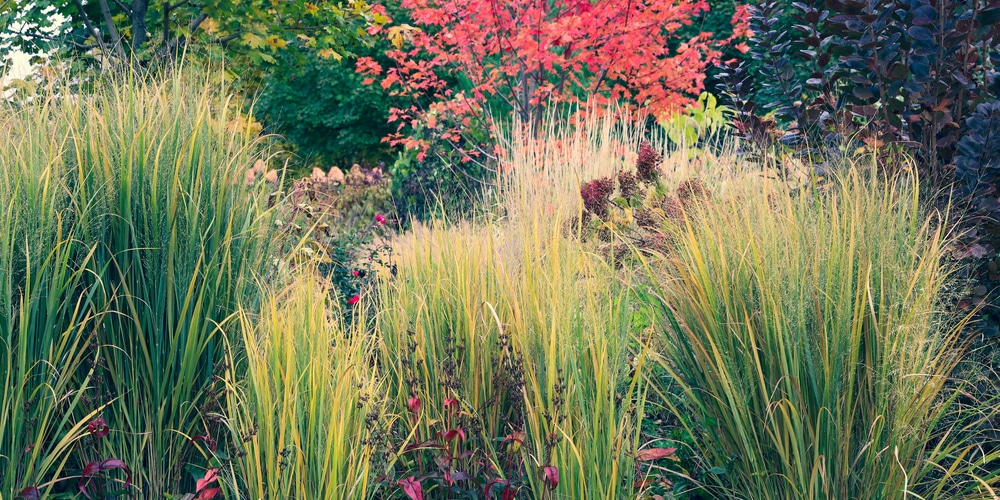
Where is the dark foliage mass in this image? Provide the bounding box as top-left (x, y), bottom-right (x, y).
top-left (719, 0), bottom-right (1000, 321)
top-left (255, 51), bottom-right (400, 171)
top-left (721, 0), bottom-right (1000, 171)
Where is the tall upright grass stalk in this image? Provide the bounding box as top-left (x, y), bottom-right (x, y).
top-left (228, 275), bottom-right (379, 500)
top-left (1, 68), bottom-right (277, 495)
top-left (1, 73), bottom-right (112, 497)
top-left (647, 167), bottom-right (1000, 499)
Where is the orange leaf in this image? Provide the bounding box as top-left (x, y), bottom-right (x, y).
top-left (635, 447), bottom-right (678, 461)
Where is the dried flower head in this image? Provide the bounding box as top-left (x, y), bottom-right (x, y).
top-left (661, 197), bottom-right (684, 221)
top-left (636, 142), bottom-right (662, 182)
top-left (580, 177), bottom-right (615, 218)
top-left (617, 170), bottom-right (638, 199)
top-left (677, 178), bottom-right (709, 202)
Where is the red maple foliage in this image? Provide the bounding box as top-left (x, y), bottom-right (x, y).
top-left (357, 0), bottom-right (749, 159)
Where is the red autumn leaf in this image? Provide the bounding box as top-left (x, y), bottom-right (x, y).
top-left (196, 468), bottom-right (219, 492)
top-left (408, 396), bottom-right (421, 414)
top-left (199, 487), bottom-right (222, 500)
top-left (541, 465), bottom-right (559, 490)
top-left (397, 476), bottom-right (423, 500)
top-left (442, 398), bottom-right (459, 412)
top-left (635, 447), bottom-right (678, 461)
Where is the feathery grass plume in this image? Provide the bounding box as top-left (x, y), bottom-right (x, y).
top-left (646, 165), bottom-right (1000, 499)
top-left (228, 274), bottom-right (380, 500)
top-left (1, 66), bottom-right (279, 495)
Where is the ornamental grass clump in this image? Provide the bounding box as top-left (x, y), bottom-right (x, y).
top-left (0, 68), bottom-right (278, 496)
top-left (228, 275), bottom-right (381, 500)
top-left (647, 166), bottom-right (1000, 499)
top-left (374, 111), bottom-right (682, 498)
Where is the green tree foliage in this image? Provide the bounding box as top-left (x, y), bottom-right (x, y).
top-left (2, 0), bottom-right (387, 87)
top-left (254, 47), bottom-right (400, 170)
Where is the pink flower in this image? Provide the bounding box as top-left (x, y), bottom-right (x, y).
top-left (375, 214), bottom-right (387, 225)
top-left (347, 295), bottom-right (361, 305)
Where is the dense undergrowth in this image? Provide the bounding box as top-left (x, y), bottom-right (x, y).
top-left (1, 69), bottom-right (998, 500)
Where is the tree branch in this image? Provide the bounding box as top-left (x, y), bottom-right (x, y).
top-left (96, 0), bottom-right (128, 59)
top-left (9, 27), bottom-right (99, 51)
top-left (111, 0), bottom-right (131, 14)
top-left (71, 0), bottom-right (110, 55)
top-left (213, 32), bottom-right (242, 44)
top-left (188, 12), bottom-right (208, 33)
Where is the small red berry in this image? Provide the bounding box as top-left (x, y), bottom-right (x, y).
top-left (348, 295), bottom-right (360, 305)
top-left (375, 214), bottom-right (387, 225)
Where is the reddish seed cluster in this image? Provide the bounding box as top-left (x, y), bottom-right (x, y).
top-left (635, 142), bottom-right (662, 183)
top-left (617, 170), bottom-right (638, 199)
top-left (580, 177), bottom-right (615, 218)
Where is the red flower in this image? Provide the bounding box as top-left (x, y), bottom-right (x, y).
top-left (348, 295), bottom-right (361, 305)
top-left (352, 270), bottom-right (360, 277)
top-left (408, 396), bottom-right (421, 415)
top-left (375, 214), bottom-right (387, 225)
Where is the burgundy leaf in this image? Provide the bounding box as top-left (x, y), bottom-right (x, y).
top-left (81, 461), bottom-right (101, 477)
top-left (80, 458), bottom-right (132, 498)
top-left (484, 478), bottom-right (509, 496)
top-left (442, 428), bottom-right (466, 442)
top-left (191, 435), bottom-right (218, 452)
top-left (16, 487), bottom-right (40, 499)
top-left (541, 465), bottom-right (559, 490)
top-left (502, 485), bottom-right (517, 500)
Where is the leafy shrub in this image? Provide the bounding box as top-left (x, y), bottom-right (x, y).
top-left (645, 168), bottom-right (1000, 499)
top-left (660, 93), bottom-right (734, 148)
top-left (721, 0), bottom-right (1000, 172)
top-left (388, 117), bottom-right (495, 224)
top-left (253, 50), bottom-right (401, 171)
